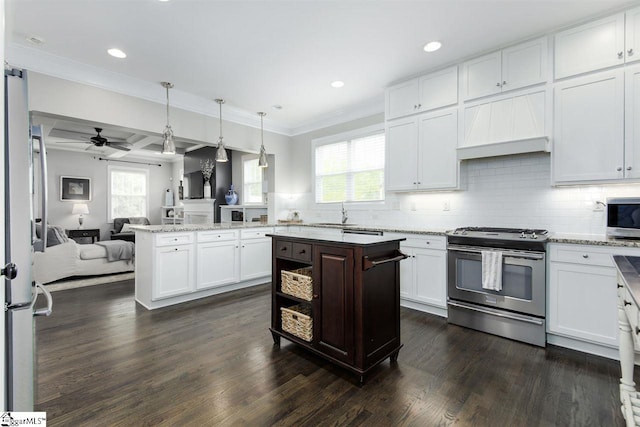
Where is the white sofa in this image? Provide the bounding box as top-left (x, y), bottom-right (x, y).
top-left (33, 240), bottom-right (134, 284)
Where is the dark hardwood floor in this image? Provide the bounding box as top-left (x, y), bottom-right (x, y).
top-left (35, 280), bottom-right (629, 426)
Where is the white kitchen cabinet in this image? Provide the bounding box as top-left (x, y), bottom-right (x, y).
top-left (625, 65), bottom-right (640, 179)
top-left (462, 37), bottom-right (547, 101)
top-left (396, 234), bottom-right (447, 316)
top-left (386, 116), bottom-right (419, 191)
top-left (386, 66), bottom-right (458, 120)
top-left (548, 244), bottom-right (620, 347)
top-left (196, 240), bottom-right (239, 290)
top-left (626, 7), bottom-right (640, 64)
top-left (153, 243), bottom-right (195, 300)
top-left (553, 69), bottom-right (625, 183)
top-left (239, 228), bottom-right (273, 281)
top-left (387, 109), bottom-right (458, 191)
top-left (555, 13), bottom-right (625, 79)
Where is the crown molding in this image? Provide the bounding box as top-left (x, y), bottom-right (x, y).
top-left (6, 43), bottom-right (385, 138)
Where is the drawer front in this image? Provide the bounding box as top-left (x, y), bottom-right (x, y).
top-left (552, 247), bottom-right (614, 267)
top-left (198, 230), bottom-right (238, 243)
top-left (400, 235), bottom-right (446, 250)
top-left (155, 232), bottom-right (194, 247)
top-left (275, 240), bottom-right (292, 258)
top-left (241, 228), bottom-right (274, 239)
top-left (291, 243), bottom-right (312, 262)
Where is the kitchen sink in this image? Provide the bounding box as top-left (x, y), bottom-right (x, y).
top-left (312, 222), bottom-right (358, 227)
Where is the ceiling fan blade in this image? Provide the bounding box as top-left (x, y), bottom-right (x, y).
top-left (55, 140), bottom-right (90, 144)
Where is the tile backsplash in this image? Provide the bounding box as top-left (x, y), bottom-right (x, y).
top-left (279, 152), bottom-right (640, 235)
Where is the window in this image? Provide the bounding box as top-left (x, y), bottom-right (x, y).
top-left (314, 126), bottom-right (385, 203)
top-left (243, 157), bottom-right (263, 204)
top-left (108, 166), bottom-right (149, 221)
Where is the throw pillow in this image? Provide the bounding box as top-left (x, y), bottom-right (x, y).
top-left (41, 225), bottom-right (69, 247)
top-left (120, 223), bottom-right (133, 233)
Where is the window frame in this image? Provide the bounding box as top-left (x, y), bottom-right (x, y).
top-left (311, 123), bottom-right (386, 206)
top-left (242, 155), bottom-right (264, 205)
top-left (107, 165), bottom-right (150, 222)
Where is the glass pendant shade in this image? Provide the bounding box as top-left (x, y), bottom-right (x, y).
top-left (215, 99), bottom-right (229, 162)
top-left (161, 82), bottom-right (176, 155)
top-left (257, 112), bottom-right (268, 168)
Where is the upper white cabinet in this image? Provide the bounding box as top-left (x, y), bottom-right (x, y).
top-left (554, 13), bottom-right (626, 79)
top-left (387, 109), bottom-right (458, 191)
top-left (625, 65), bottom-right (640, 179)
top-left (386, 66), bottom-right (458, 120)
top-left (626, 7), bottom-right (640, 64)
top-left (462, 37), bottom-right (548, 101)
top-left (553, 69), bottom-right (625, 183)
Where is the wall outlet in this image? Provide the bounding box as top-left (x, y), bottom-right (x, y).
top-left (443, 201), bottom-right (450, 211)
top-left (593, 201), bottom-right (605, 212)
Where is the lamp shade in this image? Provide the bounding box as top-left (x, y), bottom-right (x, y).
top-left (72, 203), bottom-right (89, 215)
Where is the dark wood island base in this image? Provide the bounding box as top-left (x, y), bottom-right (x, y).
top-left (267, 232), bottom-right (406, 383)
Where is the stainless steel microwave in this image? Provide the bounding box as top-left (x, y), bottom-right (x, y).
top-left (607, 197), bottom-right (640, 238)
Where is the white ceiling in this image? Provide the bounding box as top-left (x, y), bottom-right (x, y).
top-left (6, 0), bottom-right (638, 135)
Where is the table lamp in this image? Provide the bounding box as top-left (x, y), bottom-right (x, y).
top-left (72, 203), bottom-right (89, 228)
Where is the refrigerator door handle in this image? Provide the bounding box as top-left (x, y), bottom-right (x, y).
top-left (32, 125), bottom-right (47, 252)
top-left (32, 283), bottom-right (53, 317)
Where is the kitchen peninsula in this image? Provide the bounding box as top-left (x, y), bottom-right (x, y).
top-left (268, 231), bottom-right (406, 382)
top-left (133, 223), bottom-right (275, 310)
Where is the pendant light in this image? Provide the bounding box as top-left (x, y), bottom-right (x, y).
top-left (160, 82), bottom-right (176, 155)
top-left (257, 112), bottom-right (268, 168)
top-left (215, 99), bottom-right (229, 162)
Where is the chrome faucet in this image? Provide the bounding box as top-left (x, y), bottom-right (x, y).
top-left (341, 203), bottom-right (348, 224)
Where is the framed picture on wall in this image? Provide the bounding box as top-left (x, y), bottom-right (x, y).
top-left (60, 176), bottom-right (91, 201)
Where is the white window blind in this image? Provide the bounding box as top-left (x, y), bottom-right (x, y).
top-left (108, 167), bottom-right (149, 221)
top-left (243, 158), bottom-right (263, 204)
top-left (314, 131), bottom-right (385, 203)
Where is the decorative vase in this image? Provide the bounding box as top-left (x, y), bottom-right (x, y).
top-left (225, 184), bottom-right (238, 205)
top-left (204, 181), bottom-right (212, 199)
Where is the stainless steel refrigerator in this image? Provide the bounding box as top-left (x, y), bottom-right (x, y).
top-left (3, 68), bottom-right (52, 411)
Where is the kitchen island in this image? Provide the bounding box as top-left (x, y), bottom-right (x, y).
top-left (268, 231), bottom-right (406, 382)
top-left (133, 223), bottom-right (275, 310)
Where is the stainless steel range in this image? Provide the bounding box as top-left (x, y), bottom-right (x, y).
top-left (446, 227), bottom-right (549, 347)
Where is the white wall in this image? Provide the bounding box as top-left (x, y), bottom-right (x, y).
top-left (27, 72), bottom-right (294, 217)
top-left (44, 149), bottom-right (174, 240)
top-left (286, 114), bottom-right (640, 235)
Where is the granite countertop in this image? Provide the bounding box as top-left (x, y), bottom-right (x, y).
top-left (613, 255), bottom-right (640, 307)
top-left (131, 221), bottom-right (640, 248)
top-left (266, 231), bottom-right (406, 246)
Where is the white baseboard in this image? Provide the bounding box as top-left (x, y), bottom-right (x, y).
top-left (400, 299), bottom-right (447, 318)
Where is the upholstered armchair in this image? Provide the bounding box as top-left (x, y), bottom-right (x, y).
top-left (110, 217), bottom-right (150, 242)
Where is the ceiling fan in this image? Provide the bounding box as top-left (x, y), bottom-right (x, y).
top-left (54, 127), bottom-right (132, 151)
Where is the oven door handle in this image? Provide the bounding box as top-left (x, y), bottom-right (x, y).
top-left (447, 245), bottom-right (544, 260)
top-left (447, 300), bottom-right (544, 325)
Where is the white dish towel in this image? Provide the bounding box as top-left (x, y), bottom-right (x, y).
top-left (481, 250), bottom-right (503, 291)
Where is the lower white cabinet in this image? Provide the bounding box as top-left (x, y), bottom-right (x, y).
top-left (394, 233), bottom-right (447, 315)
top-left (239, 228), bottom-right (273, 281)
top-left (153, 243), bottom-right (195, 300)
top-left (197, 240), bottom-right (239, 290)
top-left (547, 243), bottom-right (640, 349)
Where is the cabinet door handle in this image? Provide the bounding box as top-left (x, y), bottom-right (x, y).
top-left (417, 103), bottom-right (422, 108)
top-left (582, 254), bottom-right (589, 258)
top-left (618, 283), bottom-right (624, 289)
top-left (174, 248), bottom-right (178, 251)
top-left (496, 82), bottom-right (501, 87)
top-left (629, 48), bottom-right (635, 56)
top-left (299, 250), bottom-right (306, 254)
top-left (617, 167), bottom-right (623, 171)
top-left (618, 51), bottom-right (624, 59)
top-left (628, 166), bottom-right (633, 171)
top-left (624, 300), bottom-right (632, 306)
top-left (313, 294), bottom-right (319, 299)
top-left (502, 81), bottom-right (507, 86)
top-left (636, 326), bottom-right (640, 335)
top-left (280, 246), bottom-right (287, 251)
top-left (426, 241), bottom-right (430, 245)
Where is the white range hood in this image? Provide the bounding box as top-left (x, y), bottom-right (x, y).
top-left (459, 89), bottom-right (549, 160)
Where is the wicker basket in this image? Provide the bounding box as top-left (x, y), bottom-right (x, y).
top-left (281, 267), bottom-right (313, 301)
top-left (281, 304), bottom-right (313, 342)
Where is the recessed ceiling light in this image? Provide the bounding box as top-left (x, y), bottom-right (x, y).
top-left (107, 48), bottom-right (127, 59)
top-left (423, 41), bottom-right (442, 52)
top-left (26, 35), bottom-right (45, 45)
top-left (331, 80), bottom-right (345, 88)
top-left (272, 105), bottom-right (283, 110)
top-left (158, 0), bottom-right (170, 2)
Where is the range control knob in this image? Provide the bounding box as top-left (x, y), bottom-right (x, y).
top-left (530, 232), bottom-right (538, 239)
top-left (520, 232), bottom-right (526, 239)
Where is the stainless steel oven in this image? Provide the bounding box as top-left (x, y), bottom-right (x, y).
top-left (446, 227), bottom-right (548, 347)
